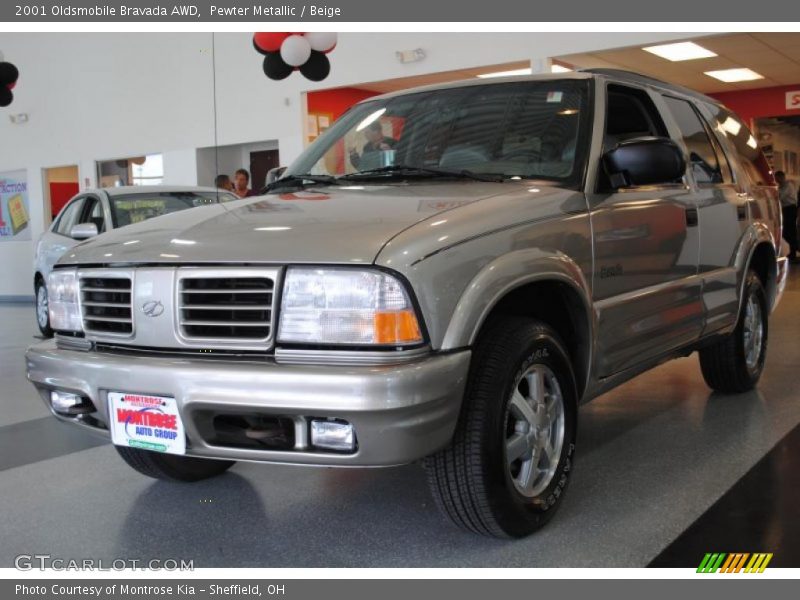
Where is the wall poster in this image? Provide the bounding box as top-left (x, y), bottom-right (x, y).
top-left (0, 170), bottom-right (31, 241)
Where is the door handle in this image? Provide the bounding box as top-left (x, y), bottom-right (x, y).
top-left (685, 207), bottom-right (698, 227)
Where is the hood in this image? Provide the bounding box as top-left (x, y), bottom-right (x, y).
top-left (57, 182), bottom-right (524, 266)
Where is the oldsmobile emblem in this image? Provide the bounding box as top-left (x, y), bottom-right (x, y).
top-left (141, 300), bottom-right (165, 318)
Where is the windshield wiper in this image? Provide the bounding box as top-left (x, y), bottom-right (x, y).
top-left (338, 165), bottom-right (505, 183)
top-left (263, 173), bottom-right (338, 193)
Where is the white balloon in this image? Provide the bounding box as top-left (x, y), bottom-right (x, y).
top-left (280, 35), bottom-right (312, 67)
top-left (304, 32), bottom-right (338, 53)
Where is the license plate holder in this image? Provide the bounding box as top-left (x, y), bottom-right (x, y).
top-left (108, 392), bottom-right (186, 455)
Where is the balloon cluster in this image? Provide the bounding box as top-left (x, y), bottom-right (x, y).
top-left (253, 32), bottom-right (337, 82)
top-left (0, 51), bottom-right (19, 108)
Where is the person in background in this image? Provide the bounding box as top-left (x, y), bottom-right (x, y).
top-left (233, 168), bottom-right (257, 199)
top-left (349, 120), bottom-right (397, 170)
top-left (215, 174), bottom-right (233, 192)
top-left (775, 170), bottom-right (798, 263)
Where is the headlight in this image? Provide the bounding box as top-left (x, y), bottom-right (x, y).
top-left (47, 270), bottom-right (82, 333)
top-left (278, 268), bottom-right (423, 346)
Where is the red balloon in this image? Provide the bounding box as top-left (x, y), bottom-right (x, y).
top-left (253, 32), bottom-right (290, 53)
top-left (7, 82), bottom-right (15, 90)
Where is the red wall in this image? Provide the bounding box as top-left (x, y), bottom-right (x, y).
top-left (307, 87), bottom-right (379, 121)
top-left (49, 182), bottom-right (79, 219)
top-left (710, 84), bottom-right (800, 126)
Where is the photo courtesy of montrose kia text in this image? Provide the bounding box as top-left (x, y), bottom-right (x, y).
top-left (1, 0), bottom-right (800, 596)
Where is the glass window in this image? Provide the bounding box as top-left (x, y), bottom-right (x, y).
top-left (286, 80), bottom-right (591, 187)
top-left (97, 154), bottom-right (164, 187)
top-left (108, 191), bottom-right (224, 228)
top-left (604, 85), bottom-right (668, 148)
top-left (79, 196), bottom-right (107, 233)
top-left (662, 96), bottom-right (723, 185)
top-left (704, 105), bottom-right (773, 186)
top-left (54, 198), bottom-right (84, 236)
top-left (599, 85), bottom-right (672, 190)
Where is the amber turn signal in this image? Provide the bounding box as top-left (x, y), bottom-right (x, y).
top-left (374, 310), bottom-right (423, 344)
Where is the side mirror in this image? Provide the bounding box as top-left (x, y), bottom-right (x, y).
top-left (602, 136), bottom-right (686, 189)
top-left (266, 166), bottom-right (287, 185)
top-left (70, 223), bottom-right (99, 240)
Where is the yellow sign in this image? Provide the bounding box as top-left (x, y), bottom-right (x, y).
top-left (8, 194), bottom-right (29, 235)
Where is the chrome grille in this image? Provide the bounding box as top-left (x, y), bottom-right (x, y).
top-left (80, 276), bottom-right (133, 336)
top-left (178, 276), bottom-right (275, 342)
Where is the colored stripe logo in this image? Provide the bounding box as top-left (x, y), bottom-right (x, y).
top-left (697, 553), bottom-right (773, 573)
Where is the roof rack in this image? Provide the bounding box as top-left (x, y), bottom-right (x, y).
top-left (578, 68), bottom-right (724, 107)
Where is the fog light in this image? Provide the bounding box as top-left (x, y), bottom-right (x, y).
top-left (50, 390), bottom-right (92, 415)
top-left (310, 419), bottom-right (355, 452)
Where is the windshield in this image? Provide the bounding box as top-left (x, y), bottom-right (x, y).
top-left (286, 79), bottom-right (590, 186)
top-left (109, 191), bottom-right (234, 228)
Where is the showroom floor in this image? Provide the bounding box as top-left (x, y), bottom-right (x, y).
top-left (1, 273), bottom-right (799, 568)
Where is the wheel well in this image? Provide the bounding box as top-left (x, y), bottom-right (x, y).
top-left (480, 280), bottom-right (591, 398)
top-left (34, 272), bottom-right (44, 291)
top-left (748, 242), bottom-right (777, 308)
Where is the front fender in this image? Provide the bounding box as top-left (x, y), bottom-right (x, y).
top-left (440, 249), bottom-right (593, 350)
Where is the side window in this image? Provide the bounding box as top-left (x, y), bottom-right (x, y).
top-left (705, 105), bottom-right (773, 187)
top-left (662, 95), bottom-right (723, 185)
top-left (600, 84), bottom-right (669, 190)
top-left (79, 196), bottom-right (107, 233)
top-left (54, 198), bottom-right (84, 236)
top-left (604, 85), bottom-right (668, 150)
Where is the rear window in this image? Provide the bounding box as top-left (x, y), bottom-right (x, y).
top-left (109, 191), bottom-right (225, 228)
top-left (662, 95), bottom-right (724, 185)
top-left (704, 105), bottom-right (773, 186)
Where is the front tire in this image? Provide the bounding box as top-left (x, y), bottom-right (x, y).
top-left (115, 446), bottom-right (235, 482)
top-left (35, 280), bottom-right (53, 337)
top-left (424, 316), bottom-right (577, 538)
top-left (698, 270), bottom-right (768, 393)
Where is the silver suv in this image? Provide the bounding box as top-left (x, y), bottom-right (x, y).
top-left (26, 70), bottom-right (787, 538)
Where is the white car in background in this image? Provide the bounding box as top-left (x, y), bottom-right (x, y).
top-left (33, 186), bottom-right (237, 336)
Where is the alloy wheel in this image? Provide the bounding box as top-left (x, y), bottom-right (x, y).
top-left (743, 291), bottom-right (764, 371)
top-left (36, 285), bottom-right (49, 329)
top-left (505, 363), bottom-right (566, 498)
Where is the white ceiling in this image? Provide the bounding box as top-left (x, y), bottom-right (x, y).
top-left (321, 34), bottom-right (800, 97)
top-left (354, 60), bottom-right (531, 94)
top-left (557, 33), bottom-right (800, 93)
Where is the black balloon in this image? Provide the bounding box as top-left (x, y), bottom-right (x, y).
top-left (263, 53), bottom-right (293, 80)
top-left (300, 51), bottom-right (330, 82)
top-left (0, 62), bottom-right (19, 85)
top-left (0, 87), bottom-right (12, 107)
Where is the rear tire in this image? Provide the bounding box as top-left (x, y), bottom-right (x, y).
top-left (35, 280), bottom-right (53, 338)
top-left (698, 270), bottom-right (768, 393)
top-left (115, 446), bottom-right (235, 482)
top-left (424, 316), bottom-right (577, 538)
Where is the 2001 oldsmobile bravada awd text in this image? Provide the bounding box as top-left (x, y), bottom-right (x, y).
top-left (27, 70), bottom-right (787, 538)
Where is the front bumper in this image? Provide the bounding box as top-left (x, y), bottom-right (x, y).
top-left (26, 340), bottom-right (470, 467)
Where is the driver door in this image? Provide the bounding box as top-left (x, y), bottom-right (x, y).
top-left (589, 83), bottom-right (702, 377)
